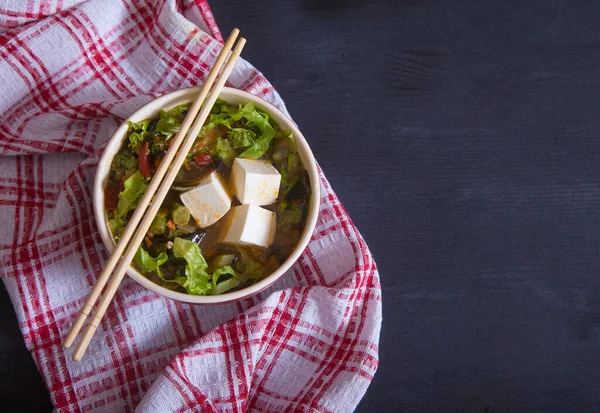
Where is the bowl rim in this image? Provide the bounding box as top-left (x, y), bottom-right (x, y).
top-left (93, 86), bottom-right (320, 304)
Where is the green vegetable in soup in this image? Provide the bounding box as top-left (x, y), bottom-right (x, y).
top-left (231, 128), bottom-right (256, 149)
top-left (109, 171), bottom-right (147, 234)
top-left (215, 137), bottom-right (236, 167)
top-left (172, 237), bottom-right (237, 295)
top-left (206, 101), bottom-right (276, 159)
top-left (128, 132), bottom-right (145, 149)
top-left (170, 203), bottom-right (190, 226)
top-left (280, 152), bottom-right (302, 199)
top-left (229, 103), bottom-right (276, 159)
top-left (172, 237), bottom-right (211, 294)
top-left (128, 120), bottom-right (150, 132)
top-left (209, 254), bottom-right (235, 272)
top-left (135, 248), bottom-right (168, 278)
top-left (233, 248), bottom-right (265, 281)
top-left (150, 210), bottom-right (168, 235)
top-left (127, 120), bottom-right (152, 149)
top-left (112, 149), bottom-right (138, 174)
top-left (155, 116), bottom-right (181, 135)
top-left (278, 198), bottom-right (304, 227)
top-left (161, 104), bottom-right (189, 118)
top-left (210, 268), bottom-right (239, 295)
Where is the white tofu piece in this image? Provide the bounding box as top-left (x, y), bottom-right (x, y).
top-left (232, 158), bottom-right (281, 205)
top-left (220, 204), bottom-right (276, 248)
top-left (179, 171), bottom-right (231, 228)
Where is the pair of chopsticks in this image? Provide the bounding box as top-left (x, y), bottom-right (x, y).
top-left (63, 29), bottom-right (246, 361)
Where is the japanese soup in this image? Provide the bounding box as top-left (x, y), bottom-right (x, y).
top-left (105, 100), bottom-right (311, 296)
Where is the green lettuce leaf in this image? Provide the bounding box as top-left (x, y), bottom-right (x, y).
top-left (172, 237), bottom-right (238, 295)
top-left (216, 137), bottom-right (236, 167)
top-left (277, 198), bottom-right (304, 227)
top-left (280, 130), bottom-right (295, 143)
top-left (204, 100), bottom-right (233, 129)
top-left (173, 237), bottom-right (211, 295)
top-left (128, 131), bottom-right (146, 149)
top-left (128, 120), bottom-right (150, 132)
top-left (231, 128), bottom-right (256, 149)
top-left (233, 248), bottom-right (264, 282)
top-left (205, 102), bottom-right (277, 160)
top-left (112, 150), bottom-right (138, 171)
top-left (205, 112), bottom-right (233, 130)
top-left (127, 120), bottom-right (150, 148)
top-left (155, 116), bottom-right (181, 135)
top-left (135, 248), bottom-right (168, 277)
top-left (279, 152), bottom-right (301, 198)
top-left (227, 103), bottom-right (276, 159)
top-left (164, 104), bottom-right (189, 119)
top-left (110, 171), bottom-right (148, 233)
top-left (109, 217), bottom-right (124, 234)
top-left (288, 151), bottom-right (299, 170)
top-left (210, 266), bottom-right (238, 295)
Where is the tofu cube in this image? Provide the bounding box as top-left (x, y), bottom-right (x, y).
top-left (220, 204), bottom-right (276, 248)
top-left (179, 171), bottom-right (231, 228)
top-left (232, 158), bottom-right (281, 205)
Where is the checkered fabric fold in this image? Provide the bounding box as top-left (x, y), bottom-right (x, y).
top-left (0, 1), bottom-right (382, 412)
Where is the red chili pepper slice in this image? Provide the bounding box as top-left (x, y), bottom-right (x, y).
top-left (139, 142), bottom-right (152, 178)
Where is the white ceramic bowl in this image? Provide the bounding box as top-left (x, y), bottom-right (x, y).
top-left (94, 87), bottom-right (320, 304)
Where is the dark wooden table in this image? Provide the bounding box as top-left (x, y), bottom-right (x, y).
top-left (3, 0), bottom-right (600, 411)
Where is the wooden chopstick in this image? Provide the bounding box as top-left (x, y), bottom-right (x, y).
top-left (63, 28), bottom-right (240, 351)
top-left (63, 30), bottom-right (245, 360)
top-left (71, 37), bottom-right (246, 362)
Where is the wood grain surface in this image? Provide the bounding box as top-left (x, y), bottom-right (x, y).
top-left (3, 0), bottom-right (600, 411)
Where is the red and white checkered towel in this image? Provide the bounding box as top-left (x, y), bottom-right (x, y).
top-left (0, 1), bottom-right (382, 412)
